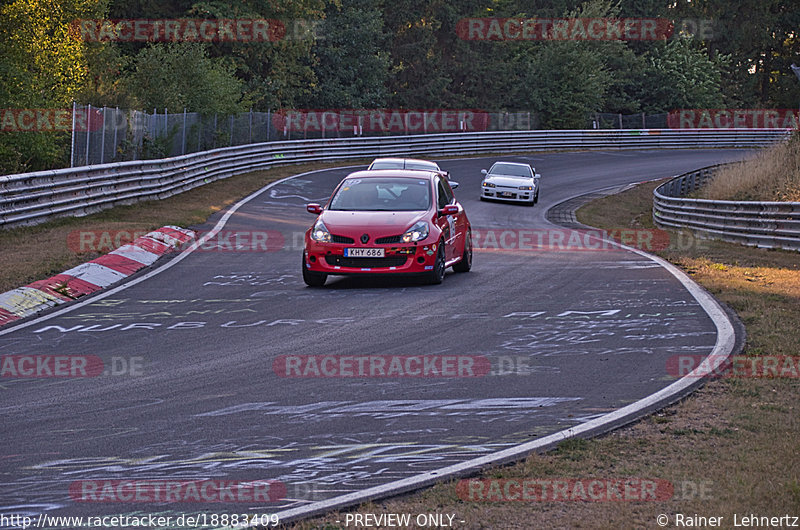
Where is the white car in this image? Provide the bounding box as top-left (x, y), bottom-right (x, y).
top-left (480, 161), bottom-right (541, 205)
top-left (367, 158), bottom-right (450, 179)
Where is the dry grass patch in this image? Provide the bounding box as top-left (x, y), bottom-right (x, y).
top-left (700, 137), bottom-right (800, 202)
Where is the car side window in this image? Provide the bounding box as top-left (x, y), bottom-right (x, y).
top-left (436, 178), bottom-right (450, 209)
top-left (443, 179), bottom-right (455, 203)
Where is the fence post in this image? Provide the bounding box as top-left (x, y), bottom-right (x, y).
top-left (641, 112), bottom-right (646, 129)
top-left (85, 103), bottom-right (91, 166)
top-left (70, 101), bottom-right (76, 167)
top-left (182, 108), bottom-right (187, 155)
top-left (229, 115), bottom-right (234, 145)
top-left (266, 110), bottom-right (271, 141)
top-left (618, 113), bottom-right (623, 129)
top-left (213, 113), bottom-right (217, 147)
top-left (99, 107), bottom-right (106, 164)
top-left (249, 108), bottom-right (253, 143)
top-left (112, 107), bottom-right (119, 161)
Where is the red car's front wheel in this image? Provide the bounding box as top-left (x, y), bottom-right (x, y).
top-left (302, 252), bottom-right (327, 287)
top-left (425, 241), bottom-right (446, 285)
top-left (453, 229), bottom-right (472, 273)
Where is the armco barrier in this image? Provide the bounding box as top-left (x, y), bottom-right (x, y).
top-left (653, 164), bottom-right (800, 251)
top-left (1, 128), bottom-right (792, 228)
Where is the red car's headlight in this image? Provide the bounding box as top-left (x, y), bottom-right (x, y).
top-left (311, 220), bottom-right (331, 243)
top-left (401, 221), bottom-right (429, 243)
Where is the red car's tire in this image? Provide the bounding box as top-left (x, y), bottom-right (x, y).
top-left (452, 229), bottom-right (472, 273)
top-left (425, 242), bottom-right (446, 285)
top-left (302, 253), bottom-right (327, 287)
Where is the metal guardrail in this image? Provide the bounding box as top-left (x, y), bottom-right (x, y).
top-left (653, 163), bottom-right (800, 251)
top-left (1, 128), bottom-right (792, 228)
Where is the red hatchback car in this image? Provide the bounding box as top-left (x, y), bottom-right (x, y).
top-left (302, 169), bottom-right (472, 286)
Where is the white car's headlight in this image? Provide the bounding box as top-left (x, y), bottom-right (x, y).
top-left (402, 221), bottom-right (429, 243)
top-left (311, 220), bottom-right (332, 243)
top-left (519, 185), bottom-right (533, 190)
top-left (482, 181), bottom-right (496, 188)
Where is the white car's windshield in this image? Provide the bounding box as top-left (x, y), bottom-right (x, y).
top-left (329, 178), bottom-right (431, 211)
top-left (490, 163), bottom-right (533, 177)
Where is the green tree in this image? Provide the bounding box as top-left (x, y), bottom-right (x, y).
top-left (672, 0), bottom-right (800, 107)
top-left (636, 39), bottom-right (726, 112)
top-left (122, 42), bottom-right (247, 114)
top-left (190, 0), bottom-right (326, 109)
top-left (505, 0), bottom-right (619, 127)
top-left (0, 0), bottom-right (106, 173)
top-left (304, 0), bottom-right (390, 108)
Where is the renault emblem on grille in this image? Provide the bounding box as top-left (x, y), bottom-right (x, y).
top-left (361, 233), bottom-right (370, 244)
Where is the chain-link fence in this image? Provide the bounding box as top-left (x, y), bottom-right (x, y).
top-left (69, 105), bottom-right (671, 167)
top-left (70, 106), bottom-right (280, 167)
top-left (592, 112), bottom-right (669, 129)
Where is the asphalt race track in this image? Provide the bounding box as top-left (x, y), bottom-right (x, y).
top-left (0, 149), bottom-right (751, 527)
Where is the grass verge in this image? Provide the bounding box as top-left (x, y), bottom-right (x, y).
top-left (700, 135), bottom-right (800, 201)
top-left (294, 180), bottom-right (800, 529)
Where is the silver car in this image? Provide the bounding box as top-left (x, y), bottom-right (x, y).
top-left (367, 158), bottom-right (450, 180)
top-left (480, 161), bottom-right (541, 205)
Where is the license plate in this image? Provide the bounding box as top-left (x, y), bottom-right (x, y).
top-left (344, 248), bottom-right (384, 257)
top-left (499, 191), bottom-right (515, 198)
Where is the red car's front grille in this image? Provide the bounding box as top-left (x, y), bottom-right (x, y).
top-left (331, 234), bottom-right (355, 244)
top-left (325, 255), bottom-right (409, 268)
top-left (375, 234), bottom-right (403, 244)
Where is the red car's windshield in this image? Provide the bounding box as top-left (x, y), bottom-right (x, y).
top-left (329, 178), bottom-right (431, 211)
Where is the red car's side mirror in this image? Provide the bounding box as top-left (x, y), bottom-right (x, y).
top-left (307, 203), bottom-right (323, 214)
top-left (439, 205), bottom-right (459, 216)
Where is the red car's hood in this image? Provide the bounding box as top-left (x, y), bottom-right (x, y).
top-left (319, 210), bottom-right (428, 237)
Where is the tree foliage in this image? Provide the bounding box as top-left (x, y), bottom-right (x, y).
top-left (3, 0), bottom-right (800, 173)
top-left (0, 0), bottom-right (106, 172)
top-left (123, 43), bottom-right (247, 114)
top-left (304, 0), bottom-right (390, 108)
